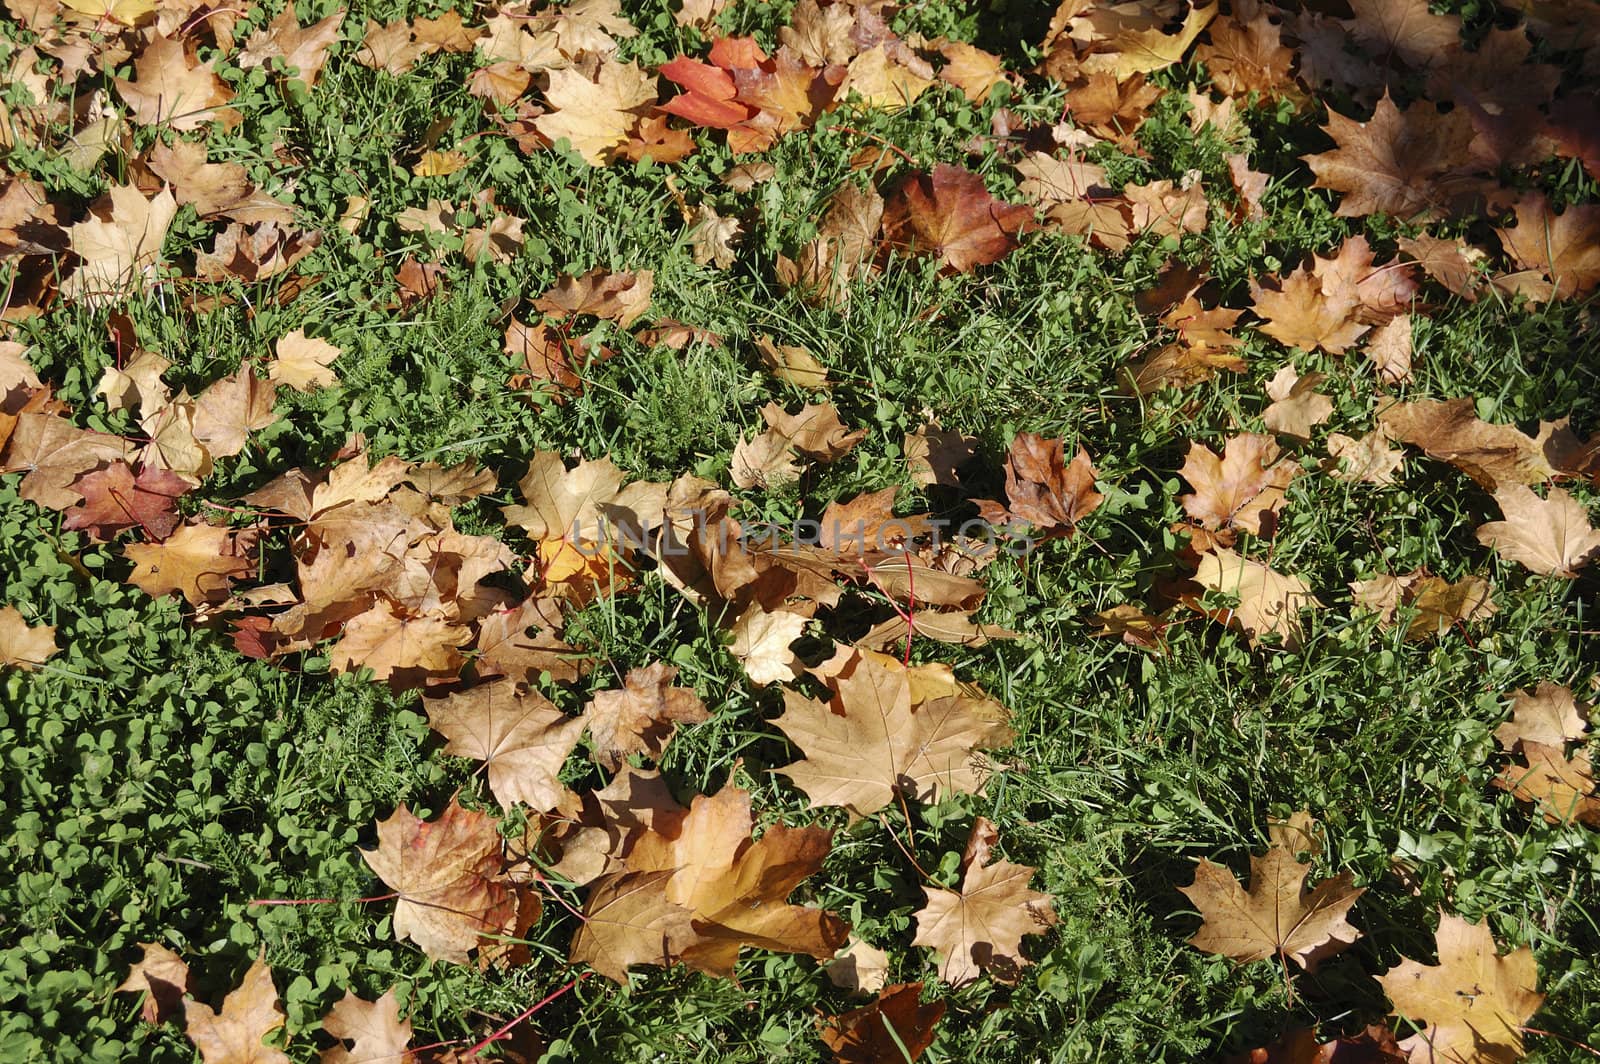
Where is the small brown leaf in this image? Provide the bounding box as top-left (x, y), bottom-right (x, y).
top-left (582, 662), bottom-right (709, 769)
top-left (116, 942), bottom-right (192, 1025)
top-left (0, 604), bottom-right (57, 671)
top-left (184, 956), bottom-right (287, 1064)
top-left (819, 983), bottom-right (944, 1063)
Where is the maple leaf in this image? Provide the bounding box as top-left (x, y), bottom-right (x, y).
top-left (1364, 316), bottom-right (1413, 386)
top-left (839, 45), bottom-right (935, 110)
top-left (687, 204), bottom-right (742, 268)
top-left (881, 164), bottom-right (1034, 274)
top-left (124, 521), bottom-right (253, 605)
top-left (1377, 398), bottom-right (1558, 490)
top-left (116, 941), bottom-right (191, 1024)
top-left (776, 182), bottom-right (884, 305)
top-left (269, 329), bottom-right (341, 391)
top-left (1180, 823), bottom-right (1364, 972)
top-left (58, 0), bottom-right (154, 26)
top-left (1193, 547), bottom-right (1320, 647)
top-left (114, 35), bottom-right (239, 131)
top-left (1376, 913), bottom-right (1543, 1063)
top-left (825, 936), bottom-right (891, 995)
top-left (147, 140), bottom-right (294, 225)
top-left (320, 988), bottom-right (414, 1064)
top-left (568, 870), bottom-right (697, 982)
top-left (1235, 1024), bottom-right (1406, 1063)
top-left (1303, 94), bottom-right (1476, 221)
top-left (1495, 683), bottom-right (1589, 752)
top-left (774, 648), bottom-right (1013, 816)
top-left (939, 41), bottom-right (1005, 103)
top-left (1475, 485), bottom-right (1600, 578)
top-left (329, 600), bottom-right (470, 684)
top-left (1262, 366), bottom-right (1334, 442)
top-left (1180, 434), bottom-right (1297, 537)
top-left (535, 60), bottom-right (655, 165)
top-left (195, 221), bottom-right (321, 283)
top-left (361, 799), bottom-right (522, 964)
top-left (0, 412), bottom-right (134, 510)
top-left (1350, 570), bottom-right (1497, 642)
top-left (1250, 263), bottom-right (1370, 355)
top-left (425, 678), bottom-right (583, 810)
top-left (0, 604), bottom-right (57, 672)
top-left (761, 401), bottom-right (866, 461)
top-left (62, 184), bottom-right (179, 305)
top-left (976, 433), bottom-right (1103, 536)
top-left (1493, 194), bottom-right (1600, 302)
top-left (184, 956), bottom-right (288, 1064)
top-left (62, 461), bottom-right (188, 540)
top-left (1494, 742), bottom-right (1600, 827)
top-left (583, 662), bottom-right (709, 769)
top-left (96, 348), bottom-right (171, 418)
top-left (818, 983), bottom-right (945, 1064)
top-left (1398, 235), bottom-right (1485, 300)
top-left (1324, 431), bottom-right (1406, 486)
top-left (192, 366), bottom-right (278, 458)
top-left (756, 334), bottom-right (831, 389)
top-left (728, 604), bottom-right (808, 684)
top-left (533, 267), bottom-right (653, 327)
top-left (237, 6), bottom-right (346, 86)
top-left (905, 419), bottom-right (976, 488)
top-left (1196, 6), bottom-right (1296, 99)
top-left (912, 817), bottom-right (1058, 986)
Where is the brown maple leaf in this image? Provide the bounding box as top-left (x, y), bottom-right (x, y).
top-left (774, 648), bottom-right (1014, 816)
top-left (1476, 485), bottom-right (1600, 578)
top-left (1325, 431), bottom-right (1406, 486)
top-left (761, 401), bottom-right (867, 462)
top-left (0, 412), bottom-right (134, 510)
top-left (329, 600), bottom-right (470, 684)
top-left (62, 184), bottom-right (179, 305)
top-left (533, 267), bottom-right (653, 327)
top-left (905, 419), bottom-right (976, 488)
top-left (269, 329), bottom-right (340, 391)
top-left (62, 461), bottom-right (188, 540)
top-left (116, 942), bottom-right (191, 1025)
top-left (147, 139), bottom-right (294, 225)
top-left (582, 662), bottom-right (709, 769)
top-left (567, 870), bottom-right (697, 983)
top-left (1180, 819), bottom-right (1364, 971)
top-left (237, 7), bottom-right (345, 86)
top-left (1303, 93), bottom-right (1476, 221)
top-left (1349, 570), bottom-right (1497, 642)
top-left (184, 956), bottom-right (288, 1064)
top-left (425, 678), bottom-right (583, 811)
top-left (1180, 434), bottom-right (1297, 537)
top-left (1232, 1024), bottom-right (1405, 1064)
top-left (1376, 913), bottom-right (1543, 1063)
top-left (1262, 366), bottom-right (1334, 442)
top-left (1494, 742), bottom-right (1600, 827)
top-left (1193, 547), bottom-right (1320, 647)
top-left (1493, 194), bottom-right (1600, 302)
top-left (1377, 398), bottom-right (1558, 490)
top-left (361, 799), bottom-right (523, 964)
top-left (912, 817), bottom-right (1058, 986)
top-left (535, 60), bottom-right (656, 166)
top-left (976, 433), bottom-right (1103, 536)
top-left (115, 34), bottom-right (239, 131)
top-left (0, 604), bottom-right (57, 671)
top-left (124, 521), bottom-right (253, 605)
top-left (1398, 234), bottom-right (1485, 300)
top-left (881, 164), bottom-right (1034, 273)
top-left (1495, 683), bottom-right (1589, 752)
top-left (1196, 4), bottom-right (1296, 99)
top-left (473, 596), bottom-right (589, 684)
top-left (195, 221), bottom-right (321, 283)
top-left (818, 983), bottom-right (945, 1064)
top-left (1250, 263), bottom-right (1370, 355)
top-left (320, 988), bottom-right (414, 1064)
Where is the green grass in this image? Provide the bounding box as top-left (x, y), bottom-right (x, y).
top-left (3, 0), bottom-right (1600, 1060)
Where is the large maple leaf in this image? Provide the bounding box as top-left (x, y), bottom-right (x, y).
top-left (360, 799), bottom-right (523, 964)
top-left (184, 956), bottom-right (288, 1064)
top-left (61, 184), bottom-right (179, 305)
top-left (1303, 93), bottom-right (1475, 221)
top-left (819, 983), bottom-right (945, 1064)
top-left (114, 35), bottom-right (239, 131)
top-left (124, 520), bottom-right (253, 605)
top-left (911, 817), bottom-right (1058, 986)
top-left (881, 164), bottom-right (1034, 273)
top-left (1476, 485), bottom-right (1600, 578)
top-left (535, 60), bottom-right (655, 165)
top-left (1180, 827), bottom-right (1363, 972)
top-left (773, 648), bottom-right (1013, 816)
top-left (424, 678), bottom-right (584, 811)
top-left (1376, 914), bottom-right (1543, 1063)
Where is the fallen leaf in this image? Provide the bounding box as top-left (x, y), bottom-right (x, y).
top-left (1180, 818), bottom-right (1363, 971)
top-left (1364, 316), bottom-right (1413, 385)
top-left (582, 662), bottom-right (709, 769)
top-left (1493, 194), bottom-right (1600, 302)
top-left (1376, 913), bottom-right (1543, 1063)
top-left (1494, 742), bottom-right (1600, 826)
top-left (728, 604), bottom-right (807, 684)
top-left (533, 267), bottom-right (653, 327)
top-left (1262, 366), bottom-right (1334, 441)
top-left (237, 7), bottom-right (346, 86)
top-left (1349, 570), bottom-right (1497, 641)
top-left (62, 185), bottom-right (178, 306)
top-left (320, 989), bottom-right (414, 1064)
top-left (905, 419), bottom-right (976, 488)
top-left (881, 164), bottom-right (1034, 273)
top-left (1377, 398), bottom-right (1557, 490)
top-left (62, 462), bottom-right (188, 540)
top-left (1495, 683), bottom-right (1589, 752)
top-left (1250, 262), bottom-right (1370, 355)
top-left (818, 983), bottom-right (944, 1063)
top-left (426, 679), bottom-right (583, 810)
top-left (976, 433), bottom-right (1103, 536)
top-left (269, 329), bottom-right (341, 391)
top-left (0, 604), bottom-right (57, 671)
top-left (756, 335), bottom-right (830, 389)
top-left (774, 648), bottom-right (1013, 816)
top-left (1475, 485), bottom-right (1600, 577)
top-left (361, 799), bottom-right (523, 964)
top-left (912, 817), bottom-right (1058, 985)
top-left (1324, 432), bottom-right (1405, 486)
top-left (536, 60), bottom-right (655, 165)
top-left (825, 936), bottom-right (891, 996)
top-left (184, 956), bottom-right (288, 1064)
top-left (124, 521), bottom-right (253, 605)
top-left (116, 942), bottom-right (191, 1025)
top-left (1193, 547), bottom-right (1320, 646)
top-left (1180, 434), bottom-right (1297, 536)
top-left (329, 601), bottom-right (470, 683)
top-left (114, 35), bottom-right (238, 131)
top-left (1303, 93), bottom-right (1476, 221)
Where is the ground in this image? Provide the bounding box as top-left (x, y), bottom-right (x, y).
top-left (2, 0), bottom-right (1599, 1061)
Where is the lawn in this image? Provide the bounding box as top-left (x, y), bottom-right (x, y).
top-left (2, 0), bottom-right (1600, 1061)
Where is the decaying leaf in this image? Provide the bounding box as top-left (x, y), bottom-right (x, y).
top-left (1475, 485), bottom-right (1600, 578)
top-left (0, 604), bottom-right (58, 671)
top-left (912, 817), bottom-right (1058, 986)
top-left (819, 983), bottom-right (945, 1063)
top-left (184, 956), bottom-right (288, 1064)
top-left (117, 942), bottom-right (192, 1025)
